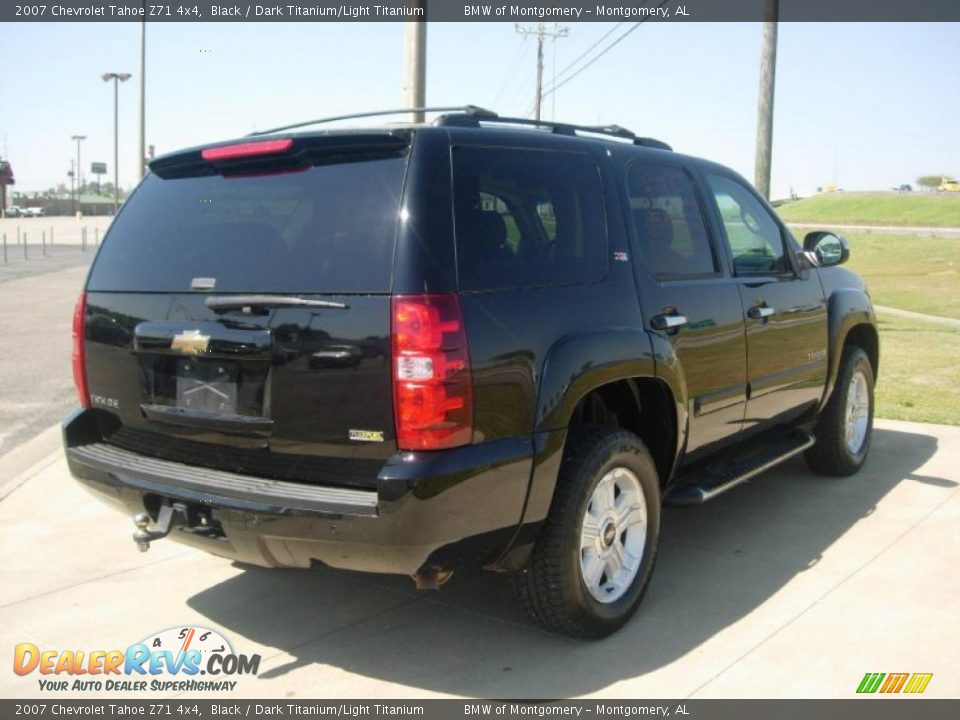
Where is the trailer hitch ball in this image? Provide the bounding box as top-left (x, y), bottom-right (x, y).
top-left (133, 513), bottom-right (153, 552)
top-left (131, 504), bottom-right (182, 552)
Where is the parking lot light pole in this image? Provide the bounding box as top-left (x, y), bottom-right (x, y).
top-left (138, 16), bottom-right (147, 180)
top-left (71, 135), bottom-right (86, 214)
top-left (102, 72), bottom-right (132, 214)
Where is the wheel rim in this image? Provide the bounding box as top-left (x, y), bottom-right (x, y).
top-left (579, 466), bottom-right (647, 604)
top-left (845, 369), bottom-right (870, 454)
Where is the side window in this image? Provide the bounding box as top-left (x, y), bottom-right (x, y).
top-left (626, 163), bottom-right (717, 278)
top-left (453, 147), bottom-right (607, 291)
top-left (707, 174), bottom-right (789, 276)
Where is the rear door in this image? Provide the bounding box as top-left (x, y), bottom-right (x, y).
top-left (624, 159), bottom-right (747, 462)
top-left (82, 134), bottom-right (409, 488)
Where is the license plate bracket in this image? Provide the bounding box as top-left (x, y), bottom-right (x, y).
top-left (175, 359), bottom-right (238, 415)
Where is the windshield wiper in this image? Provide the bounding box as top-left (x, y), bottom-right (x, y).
top-left (205, 295), bottom-right (349, 314)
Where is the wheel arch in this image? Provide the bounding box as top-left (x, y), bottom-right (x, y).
top-left (820, 289), bottom-right (879, 412)
top-left (526, 328), bottom-right (683, 518)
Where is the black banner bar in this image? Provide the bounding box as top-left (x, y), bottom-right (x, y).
top-left (3, 700), bottom-right (960, 720)
top-left (3, 0), bottom-right (960, 23)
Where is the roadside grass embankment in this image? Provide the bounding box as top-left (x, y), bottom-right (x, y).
top-left (839, 232), bottom-right (960, 321)
top-left (779, 192), bottom-right (960, 227)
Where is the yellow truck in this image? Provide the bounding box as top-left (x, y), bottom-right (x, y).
top-left (938, 176), bottom-right (960, 192)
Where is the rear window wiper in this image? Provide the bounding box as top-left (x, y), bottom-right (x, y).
top-left (205, 295), bottom-right (349, 314)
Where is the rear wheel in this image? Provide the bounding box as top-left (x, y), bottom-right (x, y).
top-left (513, 426), bottom-right (661, 638)
top-left (805, 346), bottom-right (875, 476)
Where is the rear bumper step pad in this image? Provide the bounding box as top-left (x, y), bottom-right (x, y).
top-left (68, 442), bottom-right (378, 516)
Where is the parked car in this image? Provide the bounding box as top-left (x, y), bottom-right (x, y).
top-left (23, 206), bottom-right (46, 217)
top-left (5, 204), bottom-right (25, 217)
top-left (63, 107), bottom-right (879, 638)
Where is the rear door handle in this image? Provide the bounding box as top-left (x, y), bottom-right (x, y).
top-left (651, 313), bottom-right (688, 331)
top-left (747, 305), bottom-right (776, 319)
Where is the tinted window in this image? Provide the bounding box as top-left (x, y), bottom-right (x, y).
top-left (626, 163), bottom-right (716, 277)
top-left (88, 156), bottom-right (407, 293)
top-left (453, 147), bottom-right (606, 291)
top-left (708, 174), bottom-right (788, 275)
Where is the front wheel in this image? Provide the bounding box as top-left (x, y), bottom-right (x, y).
top-left (513, 426), bottom-right (661, 639)
top-left (805, 346), bottom-right (875, 476)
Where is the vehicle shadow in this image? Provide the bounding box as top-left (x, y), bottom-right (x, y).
top-left (187, 427), bottom-right (951, 697)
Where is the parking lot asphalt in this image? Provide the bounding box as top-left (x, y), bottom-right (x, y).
top-left (0, 262), bottom-right (91, 458)
top-left (1, 419), bottom-right (957, 699)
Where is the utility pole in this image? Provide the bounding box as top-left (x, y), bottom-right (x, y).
top-left (138, 13), bottom-right (147, 179)
top-left (403, 2), bottom-right (427, 123)
top-left (516, 22), bottom-right (567, 122)
top-left (754, 0), bottom-right (779, 200)
top-left (71, 135), bottom-right (86, 214)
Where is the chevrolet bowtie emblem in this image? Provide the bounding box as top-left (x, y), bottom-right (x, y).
top-left (171, 329), bottom-right (211, 355)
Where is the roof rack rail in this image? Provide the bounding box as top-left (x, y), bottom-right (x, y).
top-left (249, 105), bottom-right (498, 137)
top-left (436, 113), bottom-right (672, 151)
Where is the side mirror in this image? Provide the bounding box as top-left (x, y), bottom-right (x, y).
top-left (803, 231), bottom-right (849, 267)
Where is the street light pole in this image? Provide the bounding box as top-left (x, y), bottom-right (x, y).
top-left (71, 135), bottom-right (86, 214)
top-left (69, 160), bottom-right (76, 215)
top-left (102, 72), bottom-right (131, 214)
top-left (138, 14), bottom-right (146, 179)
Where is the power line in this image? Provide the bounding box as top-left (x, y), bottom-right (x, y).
top-left (491, 37), bottom-right (530, 108)
top-left (549, 22), bottom-right (624, 90)
top-left (541, 3), bottom-right (667, 100)
top-left (541, 21), bottom-right (641, 99)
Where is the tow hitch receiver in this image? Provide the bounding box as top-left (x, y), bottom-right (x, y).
top-left (132, 504), bottom-right (190, 552)
top-left (133, 502), bottom-right (225, 551)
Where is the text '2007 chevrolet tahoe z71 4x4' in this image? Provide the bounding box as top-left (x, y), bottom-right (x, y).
top-left (64, 107), bottom-right (878, 638)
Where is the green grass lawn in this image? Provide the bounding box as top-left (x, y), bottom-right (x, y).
top-left (778, 192), bottom-right (960, 227)
top-left (775, 197), bottom-right (960, 425)
top-left (796, 232), bottom-right (960, 321)
top-left (875, 313), bottom-right (960, 426)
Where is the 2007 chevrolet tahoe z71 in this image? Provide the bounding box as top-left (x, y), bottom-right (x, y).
top-left (64, 107), bottom-right (878, 638)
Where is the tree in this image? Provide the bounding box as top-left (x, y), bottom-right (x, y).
top-left (917, 175), bottom-right (942, 192)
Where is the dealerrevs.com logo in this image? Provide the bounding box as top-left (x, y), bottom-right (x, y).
top-left (13, 626), bottom-right (261, 693)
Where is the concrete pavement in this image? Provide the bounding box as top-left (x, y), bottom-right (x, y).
top-left (0, 216), bottom-right (112, 247)
top-left (1, 419), bottom-right (958, 699)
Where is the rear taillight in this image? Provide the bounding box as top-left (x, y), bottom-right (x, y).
top-left (392, 294), bottom-right (473, 451)
top-left (72, 292), bottom-right (90, 408)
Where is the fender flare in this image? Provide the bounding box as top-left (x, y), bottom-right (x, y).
top-left (534, 326), bottom-right (683, 434)
top-left (820, 288), bottom-right (878, 411)
top-left (520, 327), bottom-right (685, 528)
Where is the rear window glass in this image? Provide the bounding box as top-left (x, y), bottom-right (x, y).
top-left (88, 156), bottom-right (407, 293)
top-left (626, 163), bottom-right (717, 278)
top-left (452, 147), bottom-right (607, 291)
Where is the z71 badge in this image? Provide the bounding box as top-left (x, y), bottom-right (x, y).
top-left (349, 429), bottom-right (384, 443)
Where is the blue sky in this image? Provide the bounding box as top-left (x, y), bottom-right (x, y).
top-left (1, 21), bottom-right (958, 198)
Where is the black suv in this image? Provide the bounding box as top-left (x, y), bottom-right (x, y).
top-left (64, 107), bottom-right (878, 638)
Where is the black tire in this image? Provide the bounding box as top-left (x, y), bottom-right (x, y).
top-left (805, 346), bottom-right (875, 476)
top-left (512, 426), bottom-right (661, 639)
